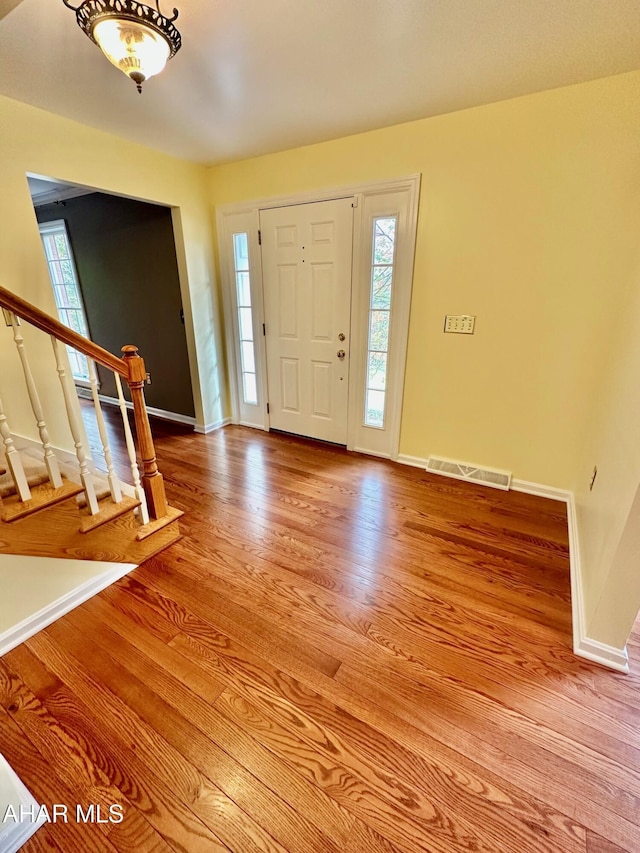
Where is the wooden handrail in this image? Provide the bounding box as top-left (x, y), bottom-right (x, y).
top-left (0, 285), bottom-right (128, 377)
top-left (1, 284), bottom-right (171, 521)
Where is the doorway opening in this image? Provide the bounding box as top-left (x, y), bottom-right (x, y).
top-left (27, 175), bottom-right (195, 426)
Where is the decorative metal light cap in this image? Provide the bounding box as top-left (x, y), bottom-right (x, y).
top-left (62, 0), bottom-right (182, 93)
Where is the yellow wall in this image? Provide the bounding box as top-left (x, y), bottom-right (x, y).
top-left (0, 94), bottom-right (226, 442)
top-left (208, 70), bottom-right (640, 654)
top-left (208, 71), bottom-right (640, 491)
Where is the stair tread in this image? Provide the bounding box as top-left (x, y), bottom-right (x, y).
top-left (79, 495), bottom-right (141, 534)
top-left (136, 505), bottom-right (184, 541)
top-left (0, 493), bottom-right (181, 564)
top-left (1, 479), bottom-right (84, 522)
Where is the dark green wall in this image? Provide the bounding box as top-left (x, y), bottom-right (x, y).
top-left (36, 193), bottom-right (195, 417)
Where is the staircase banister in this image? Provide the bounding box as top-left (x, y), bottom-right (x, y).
top-left (0, 285), bottom-right (128, 377)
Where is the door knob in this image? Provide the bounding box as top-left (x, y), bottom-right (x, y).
top-left (337, 349), bottom-right (346, 360)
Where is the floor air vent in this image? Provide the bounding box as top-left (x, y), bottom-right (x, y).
top-left (426, 457), bottom-right (511, 491)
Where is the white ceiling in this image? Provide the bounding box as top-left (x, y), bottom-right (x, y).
top-left (26, 175), bottom-right (95, 206)
top-left (1, 0), bottom-right (640, 165)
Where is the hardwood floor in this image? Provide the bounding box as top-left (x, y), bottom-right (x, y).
top-left (2, 417), bottom-right (639, 852)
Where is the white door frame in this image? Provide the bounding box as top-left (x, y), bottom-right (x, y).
top-left (216, 173), bottom-right (420, 460)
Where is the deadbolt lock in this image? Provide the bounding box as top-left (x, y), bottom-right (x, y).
top-left (338, 333), bottom-right (346, 341)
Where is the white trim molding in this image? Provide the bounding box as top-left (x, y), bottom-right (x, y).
top-left (0, 753), bottom-right (46, 852)
top-left (396, 453), bottom-right (430, 468)
top-left (215, 174), bottom-right (422, 218)
top-left (565, 493), bottom-right (629, 673)
top-left (510, 478), bottom-right (572, 502)
top-left (216, 174), bottom-right (421, 461)
top-left (0, 559), bottom-right (137, 659)
top-left (396, 455), bottom-right (629, 672)
top-left (216, 208), bottom-right (268, 430)
top-left (194, 417), bottom-right (232, 435)
top-left (77, 389), bottom-right (197, 428)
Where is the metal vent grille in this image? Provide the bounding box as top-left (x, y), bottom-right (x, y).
top-left (426, 457), bottom-right (511, 491)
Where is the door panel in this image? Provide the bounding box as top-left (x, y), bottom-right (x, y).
top-left (261, 198), bottom-right (353, 443)
top-left (281, 358), bottom-right (300, 412)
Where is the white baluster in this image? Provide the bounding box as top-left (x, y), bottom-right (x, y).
top-left (114, 372), bottom-right (149, 525)
top-left (51, 337), bottom-right (99, 515)
top-left (0, 396), bottom-right (31, 502)
top-left (87, 359), bottom-right (122, 504)
top-left (10, 313), bottom-right (62, 488)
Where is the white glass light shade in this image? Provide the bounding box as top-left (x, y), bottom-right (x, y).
top-left (92, 18), bottom-right (170, 87)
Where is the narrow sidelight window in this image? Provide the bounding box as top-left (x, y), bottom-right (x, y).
top-left (233, 232), bottom-right (258, 404)
top-left (38, 219), bottom-right (90, 382)
top-left (364, 216), bottom-right (397, 428)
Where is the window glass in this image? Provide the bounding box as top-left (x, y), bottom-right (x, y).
top-left (38, 220), bottom-right (90, 382)
top-left (364, 217), bottom-right (397, 428)
top-left (233, 232), bottom-right (258, 405)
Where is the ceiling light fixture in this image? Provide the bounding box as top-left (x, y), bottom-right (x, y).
top-left (62, 0), bottom-right (182, 93)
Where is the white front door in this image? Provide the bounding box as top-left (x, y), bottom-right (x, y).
top-left (261, 198), bottom-right (354, 444)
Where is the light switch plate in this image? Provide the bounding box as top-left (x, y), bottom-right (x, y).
top-left (444, 314), bottom-right (476, 334)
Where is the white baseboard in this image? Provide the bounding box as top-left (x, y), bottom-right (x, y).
top-left (510, 478), bottom-right (572, 502)
top-left (398, 458), bottom-right (574, 503)
top-left (396, 453), bottom-right (429, 468)
top-left (574, 634), bottom-right (629, 673)
top-left (83, 392), bottom-right (197, 428)
top-left (0, 560), bottom-right (137, 659)
top-left (353, 447), bottom-right (391, 460)
top-left (194, 417), bottom-right (232, 435)
top-left (395, 455), bottom-right (629, 672)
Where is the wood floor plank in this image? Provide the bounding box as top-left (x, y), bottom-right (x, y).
top-left (216, 669), bottom-right (584, 853)
top-left (85, 591), bottom-right (226, 705)
top-left (152, 490), bottom-right (570, 668)
top-left (5, 415), bottom-right (640, 853)
top-left (42, 609), bottom-right (348, 853)
top-left (168, 500), bottom-right (638, 760)
top-left (0, 706), bottom-right (119, 853)
top-left (144, 544), bottom-right (576, 721)
top-left (186, 533), bottom-right (576, 697)
top-left (77, 587), bottom-right (355, 849)
top-left (20, 633), bottom-right (232, 853)
top-left (336, 658), bottom-right (640, 816)
top-left (106, 807), bottom-right (176, 853)
top-left (345, 818), bottom-right (405, 853)
top-left (132, 560), bottom-right (344, 678)
top-left (0, 658), bottom-right (126, 836)
top-left (132, 529), bottom-right (637, 847)
top-left (99, 580), bottom-right (181, 645)
top-left (19, 826), bottom-right (65, 852)
top-left (586, 830), bottom-right (629, 853)
top-left (334, 663), bottom-right (640, 852)
top-left (164, 626), bottom-right (583, 853)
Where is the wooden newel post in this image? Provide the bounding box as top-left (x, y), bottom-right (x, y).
top-left (122, 345), bottom-right (168, 520)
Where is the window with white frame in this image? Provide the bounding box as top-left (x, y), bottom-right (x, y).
top-left (233, 232), bottom-right (258, 405)
top-left (364, 216), bottom-right (397, 428)
top-left (38, 219), bottom-right (91, 382)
